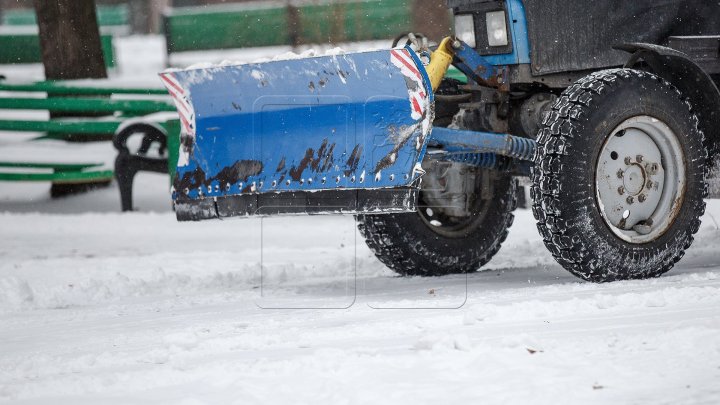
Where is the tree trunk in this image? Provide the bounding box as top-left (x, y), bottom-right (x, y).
top-left (287, 3), bottom-right (301, 49)
top-left (411, 0), bottom-right (452, 43)
top-left (128, 0), bottom-right (151, 35)
top-left (150, 0), bottom-right (172, 34)
top-left (33, 0), bottom-right (107, 80)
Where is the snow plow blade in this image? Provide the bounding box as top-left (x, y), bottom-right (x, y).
top-left (160, 48), bottom-right (433, 221)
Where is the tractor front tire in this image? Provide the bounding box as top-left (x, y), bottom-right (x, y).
top-left (532, 69), bottom-right (708, 282)
top-left (357, 174), bottom-right (516, 277)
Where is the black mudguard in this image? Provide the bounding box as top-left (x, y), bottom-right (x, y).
top-left (617, 42), bottom-right (720, 163)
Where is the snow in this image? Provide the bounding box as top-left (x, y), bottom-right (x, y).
top-left (179, 45), bottom-right (358, 72)
top-left (1, 35), bottom-right (720, 405)
top-left (1, 201), bottom-right (720, 404)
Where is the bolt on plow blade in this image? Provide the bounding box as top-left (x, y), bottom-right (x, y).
top-left (160, 48), bottom-right (434, 221)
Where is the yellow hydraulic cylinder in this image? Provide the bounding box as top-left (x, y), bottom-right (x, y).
top-left (425, 37), bottom-right (456, 91)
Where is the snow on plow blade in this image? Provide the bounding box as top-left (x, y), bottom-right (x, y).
top-left (160, 48), bottom-right (433, 221)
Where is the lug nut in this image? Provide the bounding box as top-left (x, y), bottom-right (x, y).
top-left (638, 194), bottom-right (646, 203)
top-left (646, 180), bottom-right (653, 189)
top-left (624, 156), bottom-right (632, 165)
top-left (636, 155), bottom-right (644, 163)
top-left (626, 196), bottom-right (634, 204)
top-left (617, 169), bottom-right (624, 179)
top-left (617, 186), bottom-right (625, 195)
top-left (646, 162), bottom-right (659, 175)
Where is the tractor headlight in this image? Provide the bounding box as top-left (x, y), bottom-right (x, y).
top-left (486, 10), bottom-right (508, 47)
top-left (454, 14), bottom-right (476, 48)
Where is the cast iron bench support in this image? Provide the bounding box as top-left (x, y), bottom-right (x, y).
top-left (113, 122), bottom-right (173, 211)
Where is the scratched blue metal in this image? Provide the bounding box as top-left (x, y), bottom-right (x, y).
top-left (162, 46), bottom-right (434, 202)
top-left (452, 39), bottom-right (505, 85)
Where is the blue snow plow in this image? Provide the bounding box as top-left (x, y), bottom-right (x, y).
top-left (160, 38), bottom-right (535, 221)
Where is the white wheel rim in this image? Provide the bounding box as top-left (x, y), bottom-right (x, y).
top-left (595, 116), bottom-right (685, 244)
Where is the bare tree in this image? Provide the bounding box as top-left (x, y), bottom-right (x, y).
top-left (33, 0), bottom-right (107, 80)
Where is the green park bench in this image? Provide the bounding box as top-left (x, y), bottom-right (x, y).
top-left (163, 0), bottom-right (412, 61)
top-left (0, 80), bottom-right (179, 209)
top-left (0, 161), bottom-right (113, 185)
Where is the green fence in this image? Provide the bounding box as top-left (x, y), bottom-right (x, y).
top-left (164, 0), bottom-right (412, 54)
top-left (1, 4), bottom-right (129, 27)
top-left (165, 4), bottom-right (289, 53)
top-left (0, 33), bottom-right (115, 67)
top-left (297, 0), bottom-right (411, 44)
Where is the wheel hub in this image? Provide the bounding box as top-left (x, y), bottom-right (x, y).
top-left (417, 159), bottom-right (487, 238)
top-left (622, 163), bottom-right (646, 195)
top-left (595, 116), bottom-right (684, 243)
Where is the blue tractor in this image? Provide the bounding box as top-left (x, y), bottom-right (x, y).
top-left (161, 0), bottom-right (720, 282)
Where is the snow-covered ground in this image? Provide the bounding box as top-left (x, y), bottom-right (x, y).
top-left (1, 36), bottom-right (720, 405)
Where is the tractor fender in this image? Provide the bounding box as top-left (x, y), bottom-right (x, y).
top-left (615, 42), bottom-right (720, 162)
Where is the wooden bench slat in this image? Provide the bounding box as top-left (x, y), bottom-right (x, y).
top-left (0, 82), bottom-right (168, 96)
top-left (0, 162), bottom-right (103, 170)
top-left (0, 119), bottom-right (123, 134)
top-left (0, 117), bottom-right (178, 135)
top-left (0, 97), bottom-right (175, 114)
top-left (0, 169), bottom-right (114, 183)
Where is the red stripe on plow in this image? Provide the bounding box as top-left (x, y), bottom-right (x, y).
top-left (391, 50), bottom-right (422, 81)
top-left (160, 74), bottom-right (185, 96)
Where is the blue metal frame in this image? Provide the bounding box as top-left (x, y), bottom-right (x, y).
top-left (451, 39), bottom-right (507, 86)
top-left (480, 0), bottom-right (531, 66)
top-left (429, 127), bottom-right (535, 161)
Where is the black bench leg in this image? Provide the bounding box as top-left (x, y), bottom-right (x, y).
top-left (113, 123), bottom-right (172, 212)
top-left (115, 154), bottom-right (139, 212)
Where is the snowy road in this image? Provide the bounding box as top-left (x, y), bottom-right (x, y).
top-left (1, 184), bottom-right (720, 404)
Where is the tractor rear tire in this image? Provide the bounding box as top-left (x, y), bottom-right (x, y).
top-left (532, 69), bottom-right (708, 282)
top-left (357, 174), bottom-right (516, 277)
